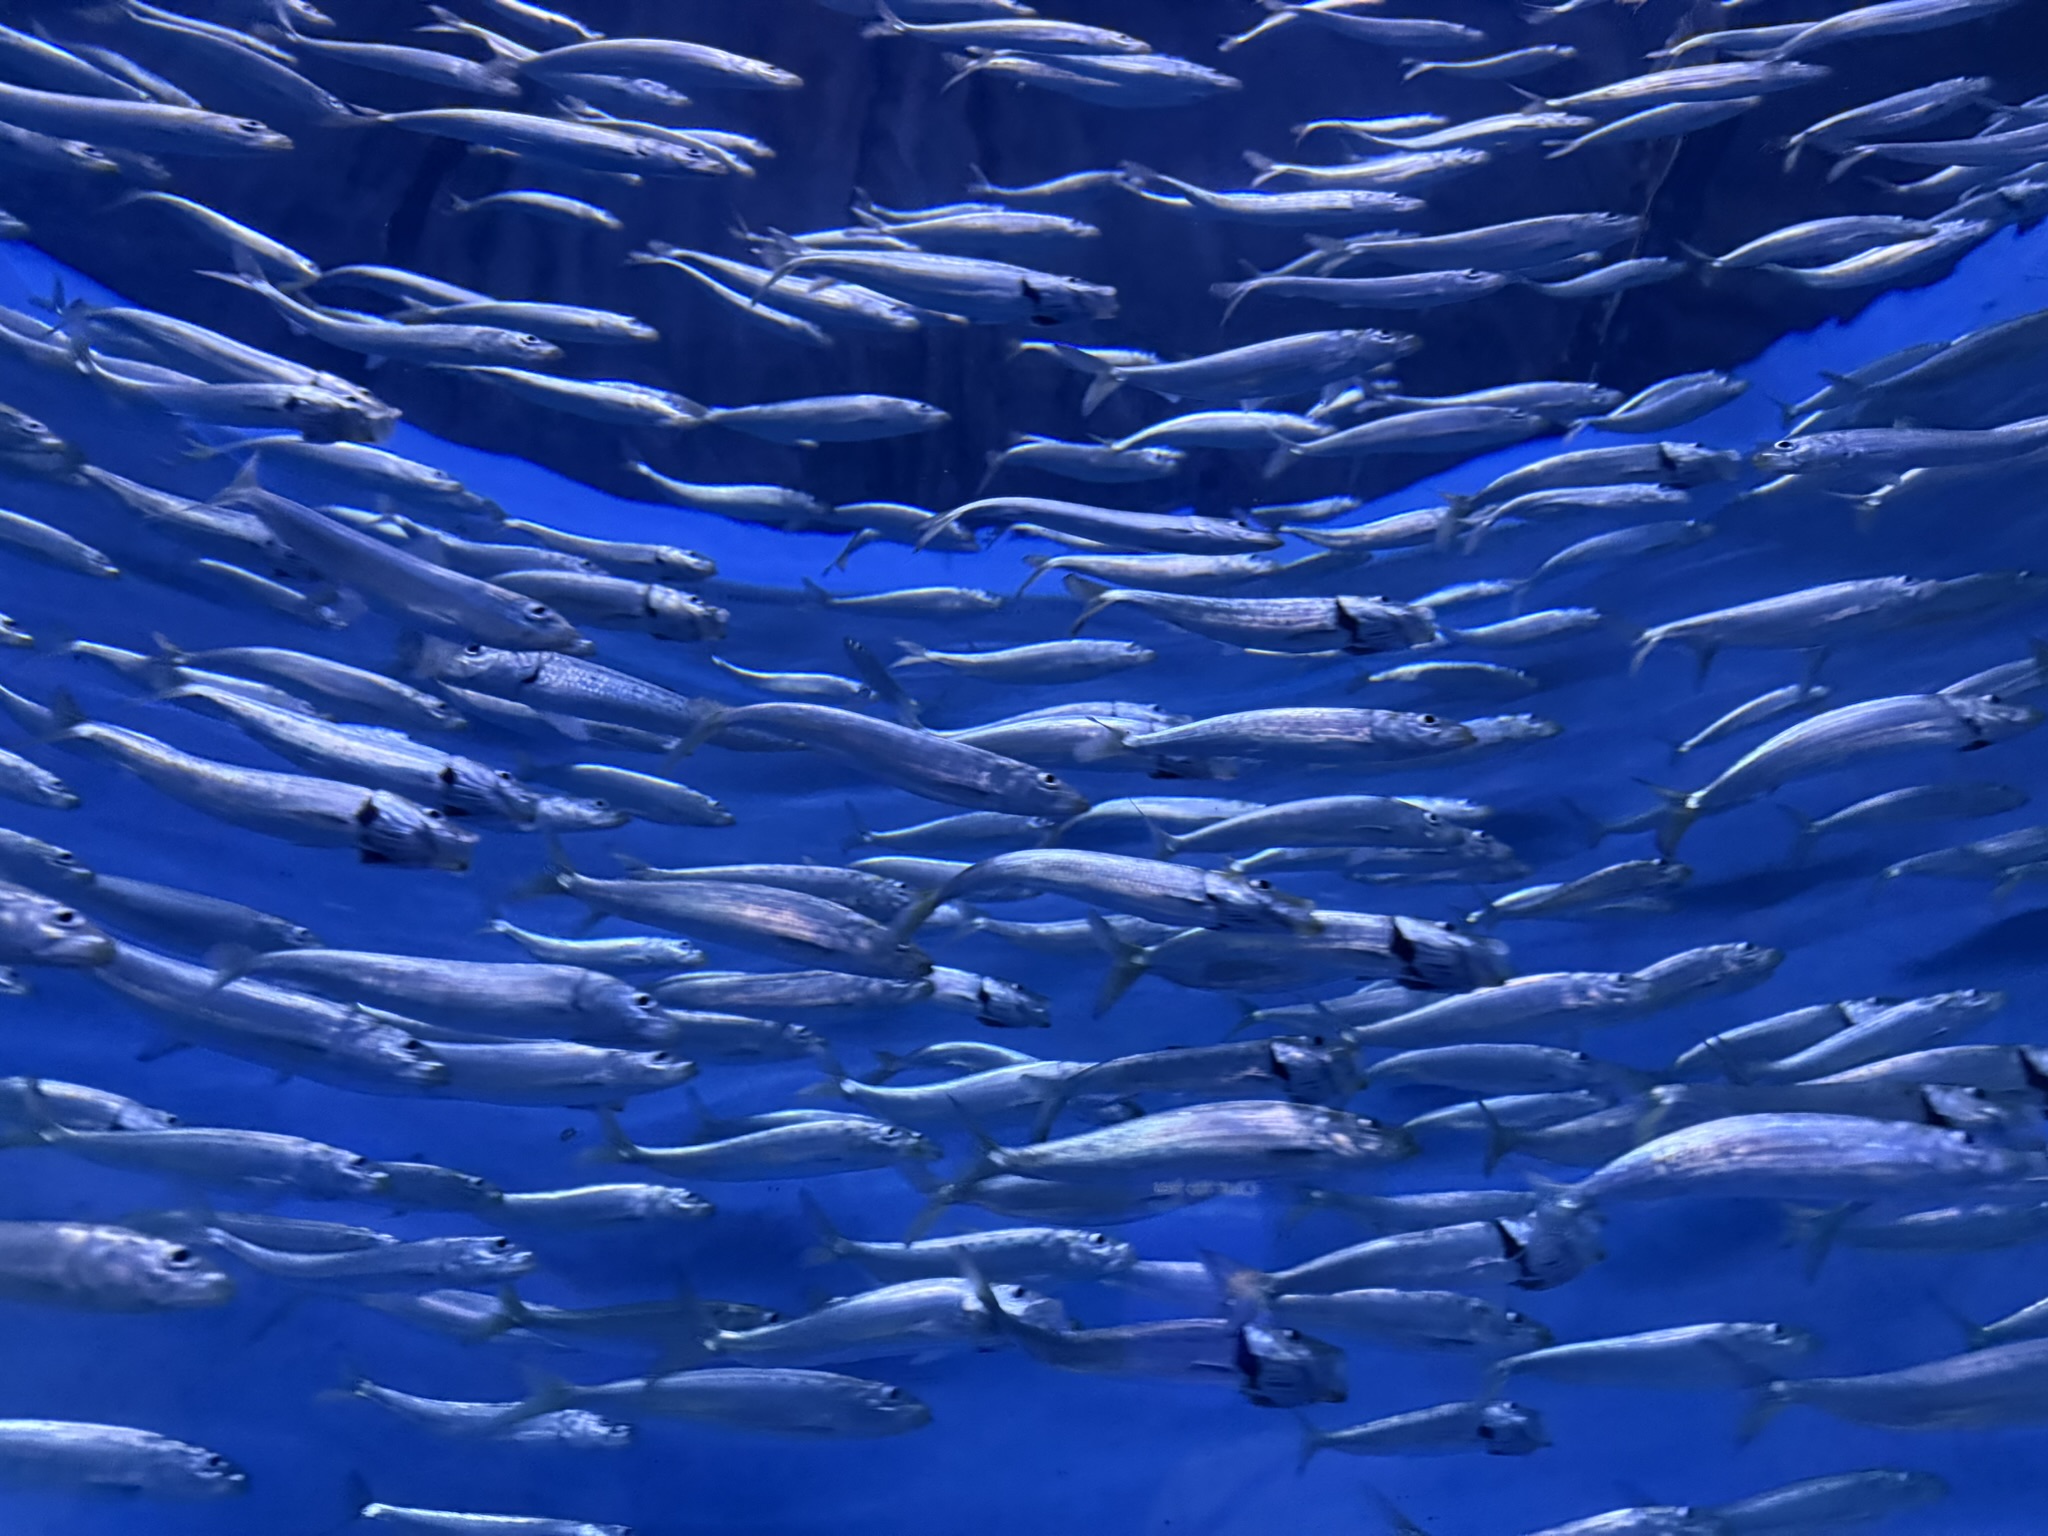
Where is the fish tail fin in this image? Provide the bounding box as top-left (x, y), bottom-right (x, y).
top-left (1085, 913), bottom-right (1149, 1017)
top-left (1933, 1292), bottom-right (1994, 1352)
top-left (667, 704), bottom-right (732, 761)
top-left (1080, 373), bottom-right (1123, 416)
top-left (839, 800), bottom-right (873, 852)
top-left (201, 944), bottom-right (262, 992)
top-left (1292, 1411), bottom-right (1329, 1474)
top-left (1782, 1203), bottom-right (1847, 1281)
top-left (909, 507), bottom-right (971, 552)
top-left (1196, 1248), bottom-right (1272, 1323)
top-left (1777, 804), bottom-right (1818, 862)
top-left (1825, 147), bottom-right (1874, 185)
top-left (860, 0), bottom-right (909, 37)
top-left (885, 887), bottom-right (947, 948)
top-left (1738, 1381), bottom-right (1793, 1445)
top-left (1477, 1098), bottom-right (1514, 1176)
top-left (891, 639), bottom-right (932, 668)
top-left (797, 1189), bottom-right (846, 1266)
top-left (589, 1107), bottom-right (640, 1166)
top-left (1062, 573), bottom-right (1114, 634)
top-left (489, 1368), bottom-right (578, 1433)
top-left (494, 1283), bottom-right (535, 1332)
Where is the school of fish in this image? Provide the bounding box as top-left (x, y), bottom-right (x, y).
top-left (0, 0), bottom-right (2045, 1531)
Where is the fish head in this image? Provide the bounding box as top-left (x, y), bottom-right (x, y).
top-left (577, 976), bottom-right (673, 1042)
top-left (1268, 1040), bottom-right (1364, 1105)
top-left (160, 1443), bottom-right (249, 1498)
top-left (1955, 695), bottom-right (2045, 743)
top-left (1059, 1230), bottom-right (1139, 1276)
top-left (557, 1411), bottom-right (634, 1448)
top-left (1325, 1109), bottom-right (1415, 1165)
top-left (1394, 918), bottom-right (1513, 990)
top-left (1023, 770), bottom-right (1091, 818)
top-left (971, 977), bottom-right (1049, 1029)
top-left (0, 832), bottom-right (88, 883)
top-left (440, 760), bottom-right (542, 825)
top-left (864, 1382), bottom-right (934, 1430)
top-left (988, 1283), bottom-right (1067, 1333)
top-left (1235, 1322), bottom-right (1347, 1407)
top-left (1031, 276), bottom-right (1119, 323)
top-left (57, 139), bottom-right (122, 176)
top-left (634, 1185), bottom-right (715, 1221)
top-left (109, 1233), bottom-right (236, 1309)
top-left (355, 1025), bottom-right (447, 1086)
top-left (1474, 1400), bottom-right (1549, 1455)
top-left (508, 599), bottom-right (592, 656)
top-left (646, 589), bottom-right (728, 642)
top-left (1388, 710), bottom-right (1479, 755)
top-left (1210, 871), bottom-right (1321, 934)
top-left (1496, 1310), bottom-right (1554, 1353)
top-left (0, 614), bottom-right (30, 648)
top-left (885, 1126), bottom-right (942, 1162)
top-left (275, 389), bottom-right (378, 444)
top-left (1502, 1199), bottom-right (1604, 1290)
top-left (653, 546), bottom-right (717, 581)
top-left (225, 117), bottom-right (295, 154)
top-left (1751, 1321), bottom-right (1818, 1358)
top-left (398, 633), bottom-right (503, 684)
top-left (617, 1048), bottom-right (698, 1090)
top-left (0, 894), bottom-right (115, 967)
top-left (313, 1151), bottom-right (388, 1200)
top-left (447, 1234), bottom-right (537, 1281)
top-left (256, 915), bottom-right (324, 949)
top-left (353, 795), bottom-right (478, 872)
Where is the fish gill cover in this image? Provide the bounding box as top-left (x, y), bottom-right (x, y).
top-left (0, 0), bottom-right (2042, 1532)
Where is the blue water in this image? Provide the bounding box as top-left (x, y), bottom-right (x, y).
top-left (4, 10), bottom-right (2048, 1536)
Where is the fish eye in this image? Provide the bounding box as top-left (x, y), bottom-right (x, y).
top-left (50, 851), bottom-right (75, 865)
top-left (489, 1237), bottom-right (512, 1250)
top-left (649, 1050), bottom-right (674, 1064)
top-left (425, 808), bottom-right (446, 820)
top-left (347, 1155), bottom-right (372, 1168)
top-left (166, 1247), bottom-right (192, 1264)
top-left (495, 770), bottom-right (515, 782)
top-left (632, 994), bottom-right (655, 1007)
top-left (50, 909), bottom-right (77, 925)
top-left (1773, 438), bottom-right (1796, 450)
top-left (206, 1454), bottom-right (230, 1468)
top-left (1039, 773), bottom-right (1060, 785)
top-left (880, 1386), bottom-right (906, 1400)
top-left (235, 119), bottom-right (267, 133)
top-left (463, 643), bottom-right (485, 656)
top-left (1418, 714), bottom-right (1440, 725)
top-left (1249, 878), bottom-right (1272, 891)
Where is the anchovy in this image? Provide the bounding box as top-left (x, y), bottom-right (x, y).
top-left (1660, 694), bottom-right (2041, 851)
top-left (702, 702), bottom-right (1089, 817)
top-left (1055, 330), bottom-right (1416, 414)
top-left (226, 948), bottom-right (675, 1046)
top-left (0, 1420), bottom-right (246, 1497)
top-left (1297, 1399), bottom-right (1548, 1462)
top-left (59, 720), bottom-right (476, 870)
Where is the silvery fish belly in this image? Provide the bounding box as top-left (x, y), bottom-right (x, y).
top-left (8, 0), bottom-right (2048, 1531)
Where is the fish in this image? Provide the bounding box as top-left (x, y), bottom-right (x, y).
top-left (0, 1420), bottom-right (246, 1497)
